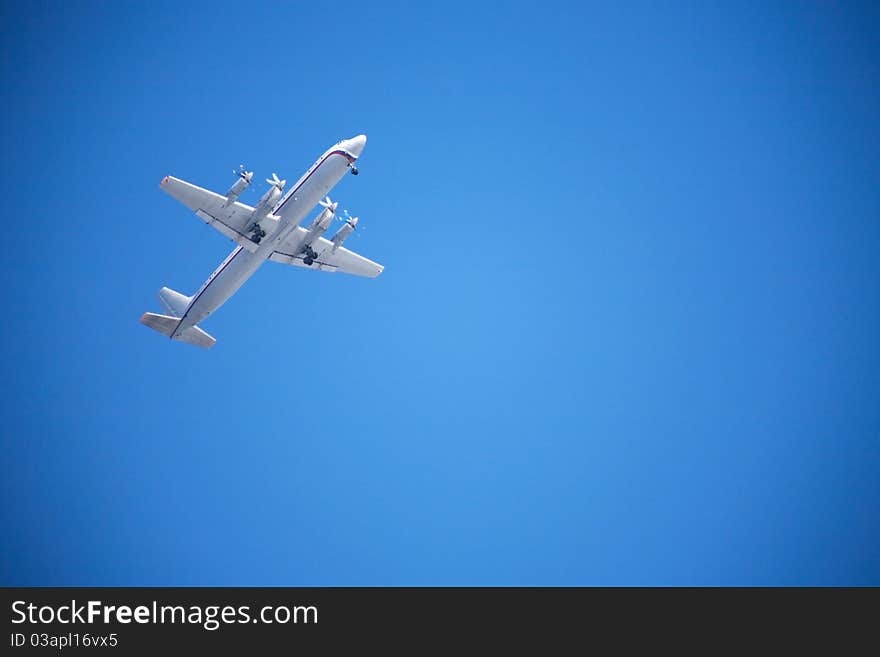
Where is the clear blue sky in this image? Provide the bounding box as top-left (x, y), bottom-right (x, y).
top-left (1, 1), bottom-right (878, 585)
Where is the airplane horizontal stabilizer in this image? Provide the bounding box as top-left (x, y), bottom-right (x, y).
top-left (140, 312), bottom-right (177, 336)
top-left (175, 324), bottom-right (216, 349)
top-left (139, 312), bottom-right (216, 349)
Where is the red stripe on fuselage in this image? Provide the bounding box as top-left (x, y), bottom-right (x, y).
top-left (272, 150), bottom-right (355, 217)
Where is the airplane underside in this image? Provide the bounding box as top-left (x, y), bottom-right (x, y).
top-left (140, 135), bottom-right (382, 349)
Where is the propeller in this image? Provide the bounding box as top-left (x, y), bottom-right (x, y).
top-left (266, 172), bottom-right (286, 190)
top-left (338, 209), bottom-right (360, 232)
top-left (232, 164), bottom-right (253, 183)
top-left (318, 196), bottom-right (338, 213)
top-left (339, 210), bottom-right (358, 229)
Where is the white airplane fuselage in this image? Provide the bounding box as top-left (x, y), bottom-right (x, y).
top-left (170, 135), bottom-right (365, 338)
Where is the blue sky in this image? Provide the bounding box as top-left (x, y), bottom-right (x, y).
top-left (1, 1), bottom-right (878, 585)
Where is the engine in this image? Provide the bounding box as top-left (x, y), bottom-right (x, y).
top-left (247, 173), bottom-right (286, 243)
top-left (224, 169), bottom-right (253, 204)
top-left (312, 206), bottom-right (336, 233)
top-left (330, 216), bottom-right (358, 250)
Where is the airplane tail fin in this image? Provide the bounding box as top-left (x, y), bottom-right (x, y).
top-left (139, 312), bottom-right (216, 349)
top-left (158, 286), bottom-right (191, 317)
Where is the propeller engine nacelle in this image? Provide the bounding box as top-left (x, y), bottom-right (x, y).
top-left (311, 196), bottom-right (338, 233)
top-left (246, 173), bottom-right (287, 242)
top-left (254, 172), bottom-right (285, 211)
top-left (330, 215), bottom-right (358, 250)
top-left (224, 167), bottom-right (253, 205)
top-left (257, 184), bottom-right (281, 209)
top-left (253, 172), bottom-right (286, 214)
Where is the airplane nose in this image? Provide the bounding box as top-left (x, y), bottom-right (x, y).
top-left (345, 134), bottom-right (367, 157)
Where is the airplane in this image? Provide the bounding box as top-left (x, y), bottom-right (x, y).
top-left (140, 134), bottom-right (383, 349)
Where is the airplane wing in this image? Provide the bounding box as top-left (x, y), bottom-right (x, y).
top-left (159, 176), bottom-right (260, 250)
top-left (269, 227), bottom-right (384, 278)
